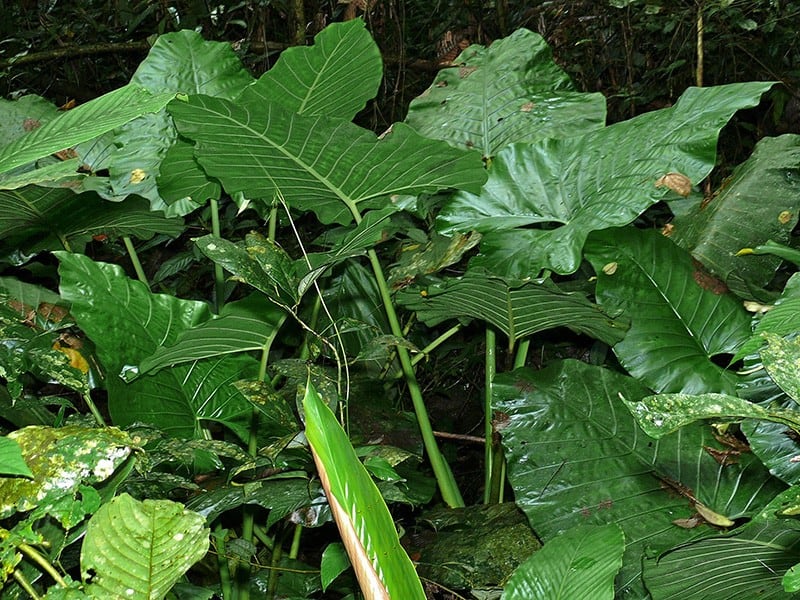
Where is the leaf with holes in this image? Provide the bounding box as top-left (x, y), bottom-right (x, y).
top-left (81, 493), bottom-right (209, 600)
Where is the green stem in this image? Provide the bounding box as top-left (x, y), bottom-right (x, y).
top-left (210, 197), bottom-right (226, 313)
top-left (214, 524), bottom-right (233, 600)
top-left (484, 327), bottom-right (496, 504)
top-left (82, 392), bottom-right (106, 426)
top-left (341, 198), bottom-right (462, 506)
top-left (288, 524), bottom-right (302, 559)
top-left (513, 338), bottom-right (530, 369)
top-left (389, 323), bottom-right (462, 379)
top-left (267, 205), bottom-right (278, 242)
top-left (18, 543), bottom-right (67, 588)
top-left (123, 236), bottom-right (149, 288)
top-left (266, 533), bottom-right (284, 600)
top-left (12, 570), bottom-right (41, 600)
top-left (366, 246), bottom-right (463, 507)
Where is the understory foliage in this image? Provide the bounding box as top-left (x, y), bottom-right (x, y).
top-left (1, 17), bottom-right (800, 600)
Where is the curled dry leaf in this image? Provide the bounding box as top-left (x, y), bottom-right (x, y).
top-left (655, 172), bottom-right (692, 197)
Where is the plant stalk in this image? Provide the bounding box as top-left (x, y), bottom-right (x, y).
top-left (210, 197), bottom-right (226, 313)
top-left (344, 199), bottom-right (463, 506)
top-left (18, 543), bottom-right (67, 588)
top-left (484, 327), bottom-right (496, 504)
top-left (365, 246), bottom-right (464, 507)
top-left (696, 1), bottom-right (704, 87)
top-left (214, 524), bottom-right (233, 600)
top-left (123, 236), bottom-right (149, 288)
top-left (82, 392), bottom-right (106, 426)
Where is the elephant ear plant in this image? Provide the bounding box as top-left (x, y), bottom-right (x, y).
top-left (1, 16), bottom-right (800, 600)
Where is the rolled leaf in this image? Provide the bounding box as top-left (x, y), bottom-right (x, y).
top-left (303, 382), bottom-right (426, 600)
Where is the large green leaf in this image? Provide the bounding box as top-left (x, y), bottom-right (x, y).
top-left (81, 493), bottom-right (209, 600)
top-left (94, 30), bottom-right (254, 212)
top-left (502, 524), bottom-right (624, 600)
top-left (0, 85), bottom-right (175, 177)
top-left (168, 95), bottom-right (487, 224)
top-left (238, 19), bottom-right (382, 119)
top-left (56, 252), bottom-right (258, 440)
top-left (138, 293), bottom-right (287, 374)
top-left (642, 487), bottom-right (800, 599)
top-left (0, 187), bottom-right (184, 257)
top-left (303, 382), bottom-right (426, 600)
top-left (670, 134), bottom-right (800, 296)
top-left (396, 272), bottom-right (628, 346)
top-left (494, 360), bottom-right (784, 596)
top-left (439, 82), bottom-right (774, 277)
top-left (585, 227), bottom-right (751, 394)
top-left (406, 29), bottom-right (606, 158)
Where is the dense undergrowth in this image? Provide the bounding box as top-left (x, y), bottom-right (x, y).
top-left (1, 18), bottom-right (800, 600)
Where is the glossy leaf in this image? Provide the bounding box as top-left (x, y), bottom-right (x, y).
top-left (303, 382), bottom-right (426, 600)
top-left (56, 252), bottom-right (258, 440)
top-left (0, 187), bottom-right (184, 256)
top-left (0, 436), bottom-right (33, 478)
top-left (396, 272), bottom-right (628, 345)
top-left (643, 487), bottom-right (800, 599)
top-left (670, 134), bottom-right (800, 296)
top-left (405, 28), bottom-right (606, 158)
top-left (169, 95), bottom-right (487, 224)
top-left (138, 293), bottom-right (287, 375)
top-left (502, 524), bottom-right (623, 600)
top-left (0, 94), bottom-right (60, 150)
top-left (81, 493), bottom-right (209, 600)
top-left (83, 31), bottom-right (252, 212)
top-left (439, 82), bottom-right (774, 277)
top-left (624, 392), bottom-right (800, 438)
top-left (0, 85), bottom-right (175, 176)
top-left (239, 19), bottom-right (381, 119)
top-left (494, 360), bottom-right (784, 596)
top-left (585, 227), bottom-right (751, 394)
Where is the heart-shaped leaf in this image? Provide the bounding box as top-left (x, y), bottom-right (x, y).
top-left (0, 187), bottom-right (184, 257)
top-left (670, 134), bottom-right (800, 296)
top-left (494, 359), bottom-right (783, 596)
top-left (642, 487), bottom-right (800, 600)
top-left (405, 28), bottom-right (606, 158)
top-left (56, 252), bottom-right (258, 440)
top-left (502, 524), bottom-right (624, 600)
top-left (396, 272), bottom-right (628, 345)
top-left (138, 293), bottom-right (287, 374)
top-left (439, 82), bottom-right (774, 277)
top-left (169, 95), bottom-right (486, 224)
top-left (238, 19), bottom-right (382, 119)
top-left (0, 85), bottom-right (175, 177)
top-left (585, 227), bottom-right (751, 394)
